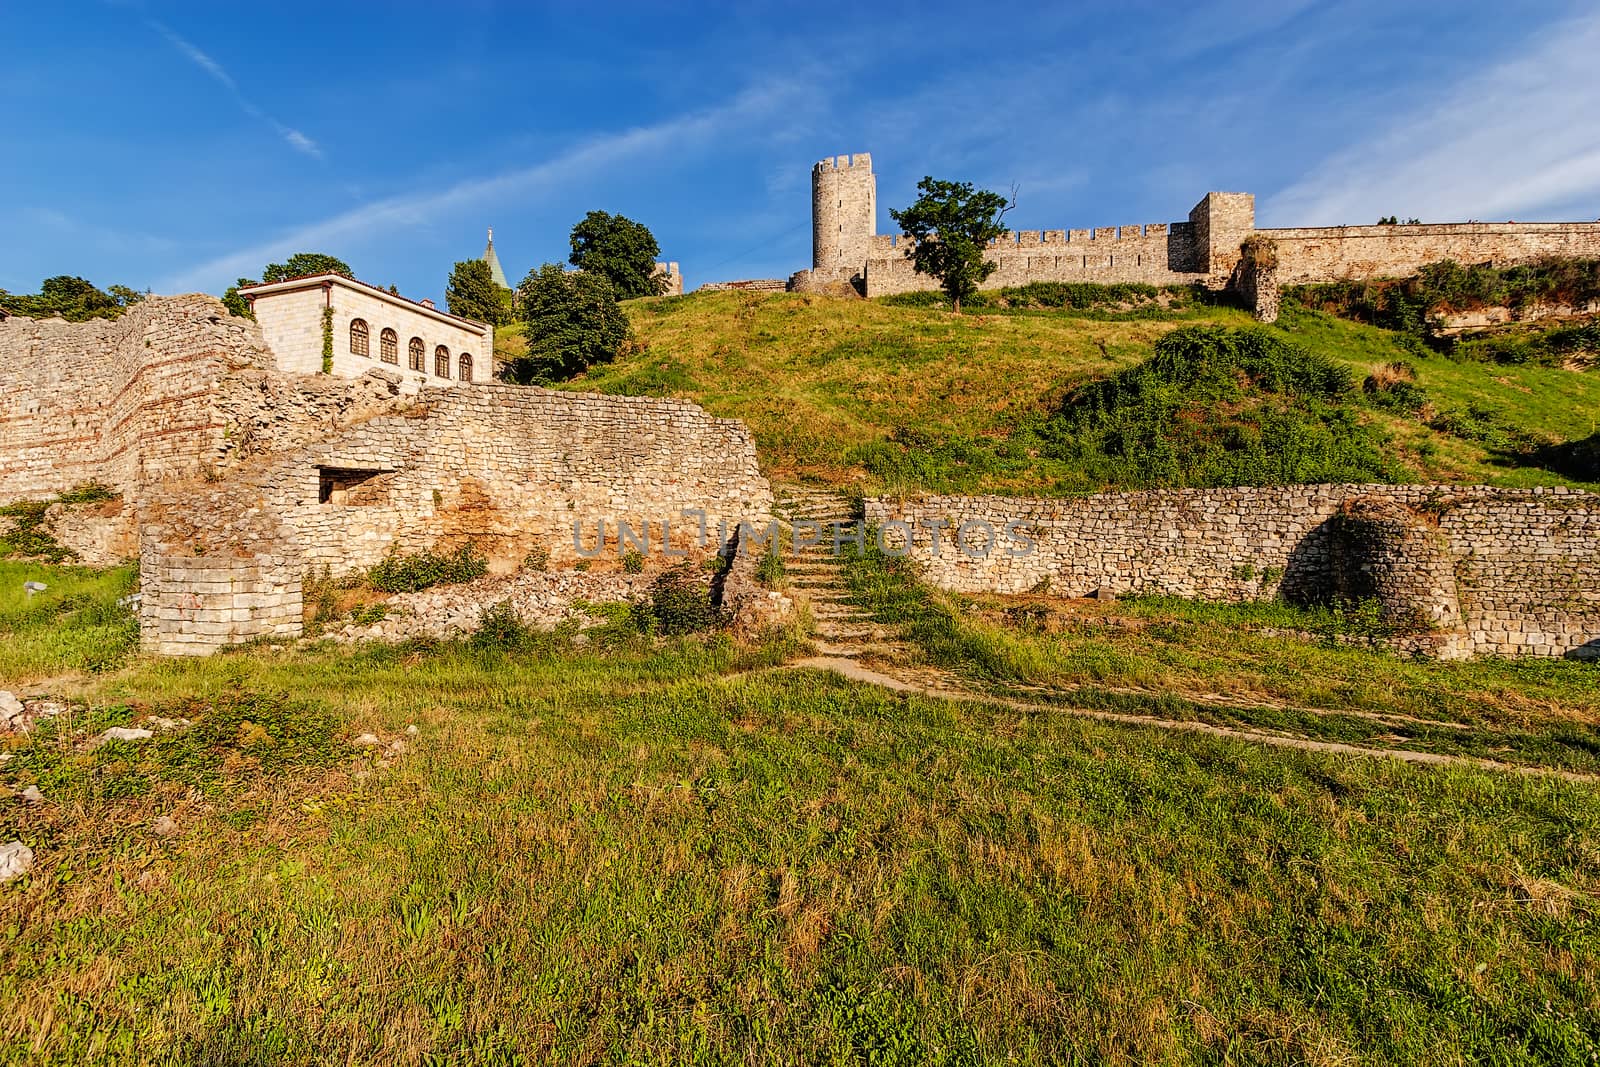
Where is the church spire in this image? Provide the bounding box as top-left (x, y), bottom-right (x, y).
top-left (482, 226), bottom-right (509, 289)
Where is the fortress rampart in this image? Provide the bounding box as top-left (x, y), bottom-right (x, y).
top-left (867, 486), bottom-right (1600, 660)
top-left (791, 152), bottom-right (1600, 305)
top-left (0, 296), bottom-right (274, 501)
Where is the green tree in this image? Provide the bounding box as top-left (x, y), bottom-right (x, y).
top-left (505, 264), bottom-right (629, 384)
top-left (221, 279), bottom-right (255, 318)
top-left (107, 284), bottom-right (146, 308)
top-left (222, 252), bottom-right (354, 319)
top-left (0, 275), bottom-right (139, 322)
top-left (889, 177), bottom-right (1015, 312)
top-left (261, 253), bottom-right (353, 283)
top-left (568, 211), bottom-right (665, 299)
top-left (445, 259), bottom-right (510, 325)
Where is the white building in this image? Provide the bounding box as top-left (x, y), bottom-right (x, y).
top-left (240, 274), bottom-right (492, 391)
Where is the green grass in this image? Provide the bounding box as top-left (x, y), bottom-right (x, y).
top-left (560, 290), bottom-right (1600, 495)
top-left (842, 544), bottom-right (1600, 774)
top-left (3, 620), bottom-right (1600, 1063)
top-left (7, 280), bottom-right (1600, 1063)
top-left (0, 560), bottom-right (138, 684)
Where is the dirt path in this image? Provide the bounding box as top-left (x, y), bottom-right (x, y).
top-left (771, 484), bottom-right (1597, 784)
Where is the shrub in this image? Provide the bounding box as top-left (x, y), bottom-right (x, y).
top-left (1362, 361), bottom-right (1429, 413)
top-left (646, 563), bottom-right (723, 635)
top-left (303, 566), bottom-right (341, 623)
top-left (366, 544), bottom-right (487, 594)
top-left (0, 483), bottom-right (120, 562)
top-left (754, 544), bottom-right (786, 588)
top-left (1285, 257), bottom-right (1600, 344)
top-left (350, 603), bottom-right (387, 625)
top-left (622, 549), bottom-right (645, 575)
top-left (56, 482), bottom-right (116, 506)
top-left (0, 501), bottom-right (72, 562)
top-left (1035, 325), bottom-right (1399, 488)
top-left (471, 601), bottom-right (539, 651)
top-left (522, 546), bottom-right (550, 572)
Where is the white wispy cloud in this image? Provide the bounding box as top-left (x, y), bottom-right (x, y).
top-left (158, 81), bottom-right (802, 293)
top-left (1266, 11), bottom-right (1600, 225)
top-left (148, 19), bottom-right (321, 158)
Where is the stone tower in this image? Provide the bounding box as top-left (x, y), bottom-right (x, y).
top-left (812, 154), bottom-right (876, 274)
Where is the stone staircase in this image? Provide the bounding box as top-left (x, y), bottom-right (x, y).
top-left (772, 484), bottom-right (899, 666)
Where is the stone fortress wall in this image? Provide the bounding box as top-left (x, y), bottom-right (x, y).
top-left (866, 486), bottom-right (1600, 659)
top-left (134, 381), bottom-right (773, 655)
top-left (2, 296), bottom-right (779, 654)
top-left (149, 384), bottom-right (773, 574)
top-left (791, 153), bottom-right (1600, 300)
top-left (0, 295), bottom-right (275, 501)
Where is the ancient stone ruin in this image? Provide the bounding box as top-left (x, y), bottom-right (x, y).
top-left (2, 295), bottom-right (781, 654)
top-left (790, 152), bottom-right (1600, 322)
top-left (867, 486), bottom-right (1600, 659)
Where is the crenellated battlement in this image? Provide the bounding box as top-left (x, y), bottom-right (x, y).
top-left (796, 149), bottom-right (1600, 303)
top-left (814, 153), bottom-right (873, 174)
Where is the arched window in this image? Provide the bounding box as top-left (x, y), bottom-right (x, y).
top-left (408, 336), bottom-right (425, 372)
top-left (458, 353), bottom-right (473, 382)
top-left (349, 318), bottom-right (369, 357)
top-left (379, 328), bottom-right (398, 364)
top-left (434, 345), bottom-right (450, 378)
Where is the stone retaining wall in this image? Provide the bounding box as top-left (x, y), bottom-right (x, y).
top-left (137, 383), bottom-right (778, 652)
top-left (0, 296), bottom-right (274, 501)
top-left (866, 485), bottom-right (1600, 659)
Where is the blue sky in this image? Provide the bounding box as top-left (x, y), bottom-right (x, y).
top-left (4, 1), bottom-right (1599, 303)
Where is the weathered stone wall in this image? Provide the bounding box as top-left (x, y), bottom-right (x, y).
top-left (136, 383), bottom-right (776, 652)
top-left (859, 222), bottom-right (1209, 295)
top-left (798, 151), bottom-right (1600, 304)
top-left (1332, 496), bottom-right (1465, 638)
top-left (0, 296), bottom-right (274, 501)
top-left (1263, 223), bottom-right (1600, 285)
top-left (245, 385), bottom-right (774, 574)
top-left (653, 262), bottom-right (684, 296)
top-left (699, 279), bottom-right (788, 293)
top-left (138, 544), bottom-right (302, 656)
top-left (866, 485), bottom-right (1600, 659)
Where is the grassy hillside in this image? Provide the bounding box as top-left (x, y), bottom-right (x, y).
top-left (555, 290), bottom-right (1600, 494)
top-left (5, 579), bottom-right (1600, 1063)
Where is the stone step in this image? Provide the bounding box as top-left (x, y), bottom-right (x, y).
top-left (796, 592), bottom-right (854, 604)
top-left (815, 641), bottom-right (901, 658)
top-left (812, 606), bottom-right (876, 623)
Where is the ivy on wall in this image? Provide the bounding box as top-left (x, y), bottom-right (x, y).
top-left (320, 306), bottom-right (334, 374)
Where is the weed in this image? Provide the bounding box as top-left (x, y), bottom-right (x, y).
top-left (754, 543), bottom-right (786, 589)
top-left (647, 563), bottom-right (724, 634)
top-left (367, 545), bottom-right (487, 593)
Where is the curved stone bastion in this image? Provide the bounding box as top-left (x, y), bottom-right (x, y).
top-left (866, 486), bottom-right (1600, 659)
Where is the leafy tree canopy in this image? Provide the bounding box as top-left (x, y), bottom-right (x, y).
top-left (445, 259), bottom-right (512, 326)
top-left (889, 177), bottom-right (1013, 312)
top-left (0, 275), bottom-right (144, 322)
top-left (223, 252), bottom-right (354, 319)
top-left (568, 211), bottom-right (665, 300)
top-left (504, 264), bottom-right (630, 384)
top-left (262, 253), bottom-right (353, 283)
